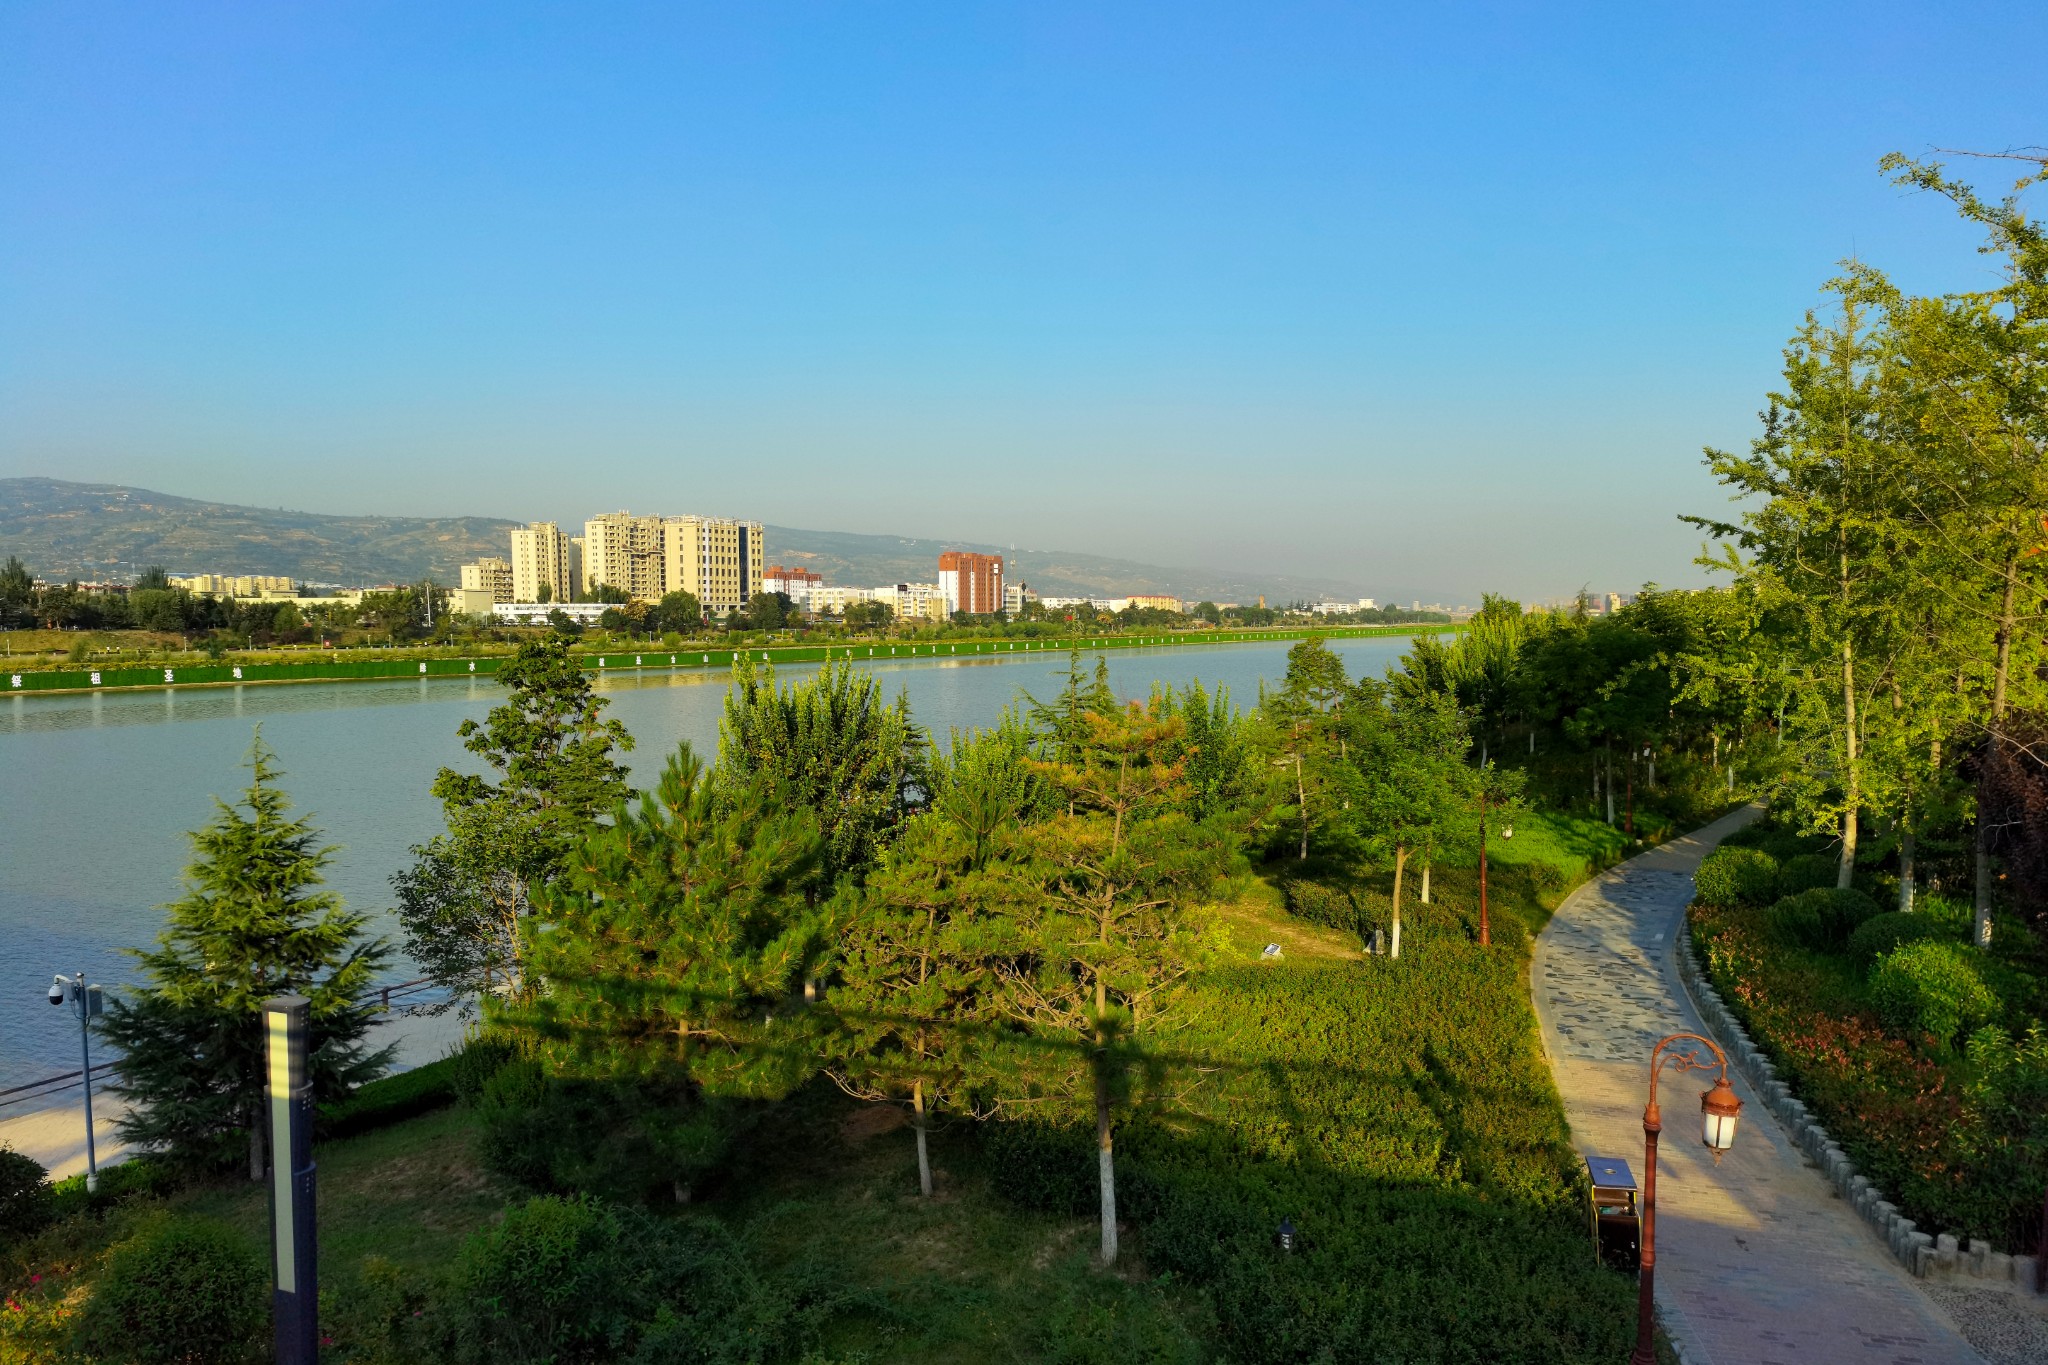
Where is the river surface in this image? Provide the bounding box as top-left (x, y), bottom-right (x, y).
top-left (0, 636), bottom-right (1413, 1087)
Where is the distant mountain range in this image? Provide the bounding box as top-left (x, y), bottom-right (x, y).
top-left (0, 477), bottom-right (1374, 604)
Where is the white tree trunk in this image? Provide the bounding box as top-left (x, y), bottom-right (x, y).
top-left (1420, 863), bottom-right (1431, 904)
top-left (913, 1079), bottom-right (933, 1197)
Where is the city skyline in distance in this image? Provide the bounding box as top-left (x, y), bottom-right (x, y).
top-left (3, 6), bottom-right (2042, 601)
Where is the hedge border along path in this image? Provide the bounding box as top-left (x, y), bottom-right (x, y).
top-left (0, 624), bottom-right (1451, 696)
top-left (1531, 805), bottom-right (1987, 1365)
top-left (1677, 919), bottom-right (2046, 1298)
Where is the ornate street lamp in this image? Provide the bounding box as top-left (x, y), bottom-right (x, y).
top-left (1630, 1033), bottom-right (1742, 1365)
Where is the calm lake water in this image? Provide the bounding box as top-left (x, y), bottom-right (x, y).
top-left (0, 636), bottom-right (1414, 1087)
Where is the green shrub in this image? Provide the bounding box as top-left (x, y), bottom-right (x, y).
top-left (1868, 941), bottom-right (1999, 1049)
top-left (440, 1194), bottom-right (851, 1364)
top-left (1280, 879), bottom-right (1360, 933)
top-left (1847, 911), bottom-right (1950, 967)
top-left (0, 1145), bottom-right (53, 1243)
top-left (443, 1194), bottom-right (650, 1364)
top-left (1766, 887), bottom-right (1881, 950)
top-left (47, 1155), bottom-right (181, 1222)
top-left (74, 1216), bottom-right (267, 1365)
top-left (322, 1055), bottom-right (459, 1138)
top-left (1693, 847), bottom-right (1779, 907)
top-left (450, 1032), bottom-right (522, 1105)
top-left (1777, 853), bottom-right (1839, 897)
top-left (0, 1146), bottom-right (53, 1252)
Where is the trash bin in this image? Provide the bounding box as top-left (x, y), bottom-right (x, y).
top-left (1586, 1156), bottom-right (1640, 1272)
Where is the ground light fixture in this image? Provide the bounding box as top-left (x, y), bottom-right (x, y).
top-left (49, 969), bottom-right (104, 1192)
top-left (1629, 1033), bottom-right (1742, 1365)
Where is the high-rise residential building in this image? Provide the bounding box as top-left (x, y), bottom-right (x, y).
top-left (1003, 581), bottom-right (1035, 616)
top-left (663, 516), bottom-right (764, 615)
top-left (460, 557), bottom-right (514, 605)
top-left (582, 513), bottom-right (668, 602)
top-left (509, 522), bottom-right (576, 603)
top-left (937, 551), bottom-right (1004, 616)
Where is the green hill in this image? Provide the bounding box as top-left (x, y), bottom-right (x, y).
top-left (0, 477), bottom-right (1373, 603)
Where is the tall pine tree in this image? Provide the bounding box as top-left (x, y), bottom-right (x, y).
top-left (102, 734), bottom-right (391, 1177)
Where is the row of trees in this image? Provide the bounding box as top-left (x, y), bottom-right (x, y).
top-left (1685, 154), bottom-right (2048, 946)
top-left (96, 635), bottom-right (1508, 1276)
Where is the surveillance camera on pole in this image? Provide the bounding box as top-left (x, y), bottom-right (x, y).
top-left (49, 970), bottom-right (104, 1192)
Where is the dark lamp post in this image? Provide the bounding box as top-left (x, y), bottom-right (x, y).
top-left (1277, 1217), bottom-right (1297, 1253)
top-left (1630, 1033), bottom-right (1742, 1365)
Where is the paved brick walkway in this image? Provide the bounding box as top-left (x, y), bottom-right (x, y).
top-left (1533, 808), bottom-right (1984, 1365)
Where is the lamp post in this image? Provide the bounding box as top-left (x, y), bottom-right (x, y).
top-left (47, 970), bottom-right (104, 1192)
top-left (1630, 1033), bottom-right (1742, 1365)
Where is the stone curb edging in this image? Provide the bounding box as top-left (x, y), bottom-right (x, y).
top-left (1673, 915), bottom-right (2044, 1299)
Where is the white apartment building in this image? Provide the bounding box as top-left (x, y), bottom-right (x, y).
top-left (509, 522), bottom-right (578, 603)
top-left (1003, 581), bottom-right (1036, 615)
top-left (459, 557), bottom-right (514, 605)
top-left (663, 516), bottom-right (764, 616)
top-left (1311, 598), bottom-right (1377, 615)
top-left (169, 574), bottom-right (296, 599)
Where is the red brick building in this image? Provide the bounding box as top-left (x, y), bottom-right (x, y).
top-left (937, 551), bottom-right (1005, 616)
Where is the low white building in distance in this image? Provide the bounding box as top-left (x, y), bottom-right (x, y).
top-left (492, 602), bottom-right (609, 625)
top-left (1311, 598), bottom-right (1377, 615)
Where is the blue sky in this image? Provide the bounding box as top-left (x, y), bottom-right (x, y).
top-left (2, 3), bottom-right (2041, 601)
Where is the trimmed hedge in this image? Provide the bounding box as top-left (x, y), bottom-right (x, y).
top-left (1693, 847), bottom-right (1780, 907)
top-left (1868, 942), bottom-right (1999, 1050)
top-left (1776, 853), bottom-right (1839, 897)
top-left (321, 1055), bottom-right (461, 1138)
top-left (1847, 911), bottom-right (1950, 967)
top-left (1765, 887), bottom-right (1881, 951)
top-left (983, 941), bottom-right (1635, 1364)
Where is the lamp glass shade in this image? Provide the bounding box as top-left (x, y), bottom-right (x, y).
top-left (1700, 1077), bottom-right (1741, 1151)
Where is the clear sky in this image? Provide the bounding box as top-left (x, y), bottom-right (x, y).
top-left (2, 3), bottom-right (2041, 602)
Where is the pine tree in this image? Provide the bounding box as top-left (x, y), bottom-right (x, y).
top-left (512, 745), bottom-right (836, 1197)
top-left (715, 655), bottom-right (926, 882)
top-left (101, 734), bottom-right (391, 1177)
top-left (394, 637), bottom-right (632, 1011)
top-left (829, 812), bottom-right (1002, 1196)
top-left (994, 700), bottom-right (1233, 1265)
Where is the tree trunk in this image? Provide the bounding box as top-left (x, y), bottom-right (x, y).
top-left (1604, 746), bottom-right (1615, 826)
top-left (1420, 863), bottom-right (1431, 904)
top-left (1899, 821), bottom-right (1917, 913)
top-left (1094, 1046), bottom-right (1117, 1265)
top-left (1390, 846), bottom-right (1406, 959)
top-left (1839, 630), bottom-right (1860, 890)
top-left (248, 1105), bottom-right (265, 1182)
top-left (1296, 754), bottom-right (1308, 861)
top-left (913, 1078), bottom-right (933, 1198)
top-left (1974, 556), bottom-right (2018, 948)
top-left (1646, 752), bottom-right (1656, 788)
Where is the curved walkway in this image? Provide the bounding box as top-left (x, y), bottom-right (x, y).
top-left (1533, 807), bottom-right (1984, 1365)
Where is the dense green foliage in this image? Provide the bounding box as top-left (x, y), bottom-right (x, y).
top-left (97, 735), bottom-right (390, 1176)
top-left (1765, 886), bottom-right (1881, 950)
top-left (1692, 847), bottom-right (1781, 908)
top-left (0, 1149), bottom-right (52, 1245)
top-left (1866, 941), bottom-right (2000, 1049)
top-left (394, 637), bottom-right (633, 1010)
top-left (1848, 910), bottom-right (1950, 967)
top-left (72, 1216), bottom-right (267, 1365)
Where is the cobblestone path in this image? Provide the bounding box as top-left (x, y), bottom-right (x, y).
top-left (1532, 807), bottom-right (1984, 1365)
